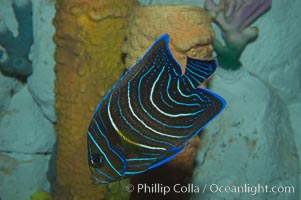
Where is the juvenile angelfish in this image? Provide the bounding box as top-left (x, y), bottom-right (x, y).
top-left (87, 34), bottom-right (226, 184)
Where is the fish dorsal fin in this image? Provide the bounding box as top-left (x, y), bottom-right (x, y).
top-left (184, 57), bottom-right (218, 88)
top-left (136, 34), bottom-right (183, 76)
top-left (97, 34), bottom-right (182, 105)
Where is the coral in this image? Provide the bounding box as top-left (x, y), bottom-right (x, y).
top-left (123, 5), bottom-right (215, 69)
top-left (205, 0), bottom-right (272, 70)
top-left (53, 0), bottom-right (137, 199)
top-left (122, 5), bottom-right (213, 200)
top-left (30, 190), bottom-right (52, 200)
top-left (104, 179), bottom-right (131, 200)
top-left (0, 0), bottom-right (33, 77)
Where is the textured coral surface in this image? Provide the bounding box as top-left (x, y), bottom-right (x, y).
top-left (122, 6), bottom-right (214, 200)
top-left (53, 0), bottom-right (136, 199)
top-left (123, 5), bottom-right (215, 69)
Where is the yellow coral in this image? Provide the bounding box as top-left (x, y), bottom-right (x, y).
top-left (53, 0), bottom-right (137, 199)
top-left (104, 179), bottom-right (131, 200)
top-left (30, 191), bottom-right (52, 200)
top-left (123, 5), bottom-right (214, 69)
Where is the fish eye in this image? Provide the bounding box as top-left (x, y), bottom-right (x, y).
top-left (90, 153), bottom-right (104, 167)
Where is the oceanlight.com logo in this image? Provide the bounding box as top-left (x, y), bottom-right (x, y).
top-left (125, 183), bottom-right (295, 196)
top-left (208, 184), bottom-right (295, 196)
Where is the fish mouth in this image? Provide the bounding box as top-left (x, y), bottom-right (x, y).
top-left (89, 166), bottom-right (103, 184)
top-left (89, 165), bottom-right (117, 184)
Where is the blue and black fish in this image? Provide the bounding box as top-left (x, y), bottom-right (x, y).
top-left (87, 34), bottom-right (226, 184)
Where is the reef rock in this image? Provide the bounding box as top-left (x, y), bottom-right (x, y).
top-left (0, 0), bottom-right (33, 77)
top-left (0, 86), bottom-right (55, 153)
top-left (0, 84), bottom-right (55, 200)
top-left (27, 0), bottom-right (56, 123)
top-left (242, 0), bottom-right (301, 105)
top-left (0, 152), bottom-right (51, 200)
top-left (240, 0), bottom-right (301, 195)
top-left (191, 68), bottom-right (299, 200)
top-left (0, 1), bottom-right (56, 200)
top-left (0, 73), bottom-right (23, 118)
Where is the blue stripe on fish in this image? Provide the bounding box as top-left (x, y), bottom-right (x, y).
top-left (126, 158), bottom-right (157, 161)
top-left (139, 152), bottom-right (161, 156)
top-left (117, 92), bottom-right (176, 148)
top-left (87, 33), bottom-right (226, 184)
top-left (160, 91), bottom-right (174, 108)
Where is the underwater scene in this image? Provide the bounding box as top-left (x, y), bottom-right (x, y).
top-left (0, 0), bottom-right (300, 199)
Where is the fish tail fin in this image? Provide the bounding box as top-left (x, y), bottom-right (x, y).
top-left (184, 57), bottom-right (218, 88)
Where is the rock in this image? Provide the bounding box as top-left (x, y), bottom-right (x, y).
top-left (27, 0), bottom-right (56, 123)
top-left (0, 73), bottom-right (23, 118)
top-left (240, 0), bottom-right (301, 195)
top-left (0, 86), bottom-right (55, 154)
top-left (288, 101), bottom-right (301, 193)
top-left (0, 0), bottom-right (18, 37)
top-left (0, 0), bottom-right (33, 77)
top-left (0, 2), bottom-right (56, 200)
top-left (191, 68), bottom-right (299, 200)
top-left (241, 0), bottom-right (301, 105)
top-left (0, 152), bottom-right (51, 200)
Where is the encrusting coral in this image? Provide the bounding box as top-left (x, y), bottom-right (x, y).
top-left (205, 0), bottom-right (272, 70)
top-left (0, 0), bottom-right (33, 78)
top-left (53, 0), bottom-right (136, 199)
top-left (123, 5), bottom-right (215, 69)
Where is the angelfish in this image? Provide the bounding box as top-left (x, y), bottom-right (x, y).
top-left (87, 34), bottom-right (226, 184)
